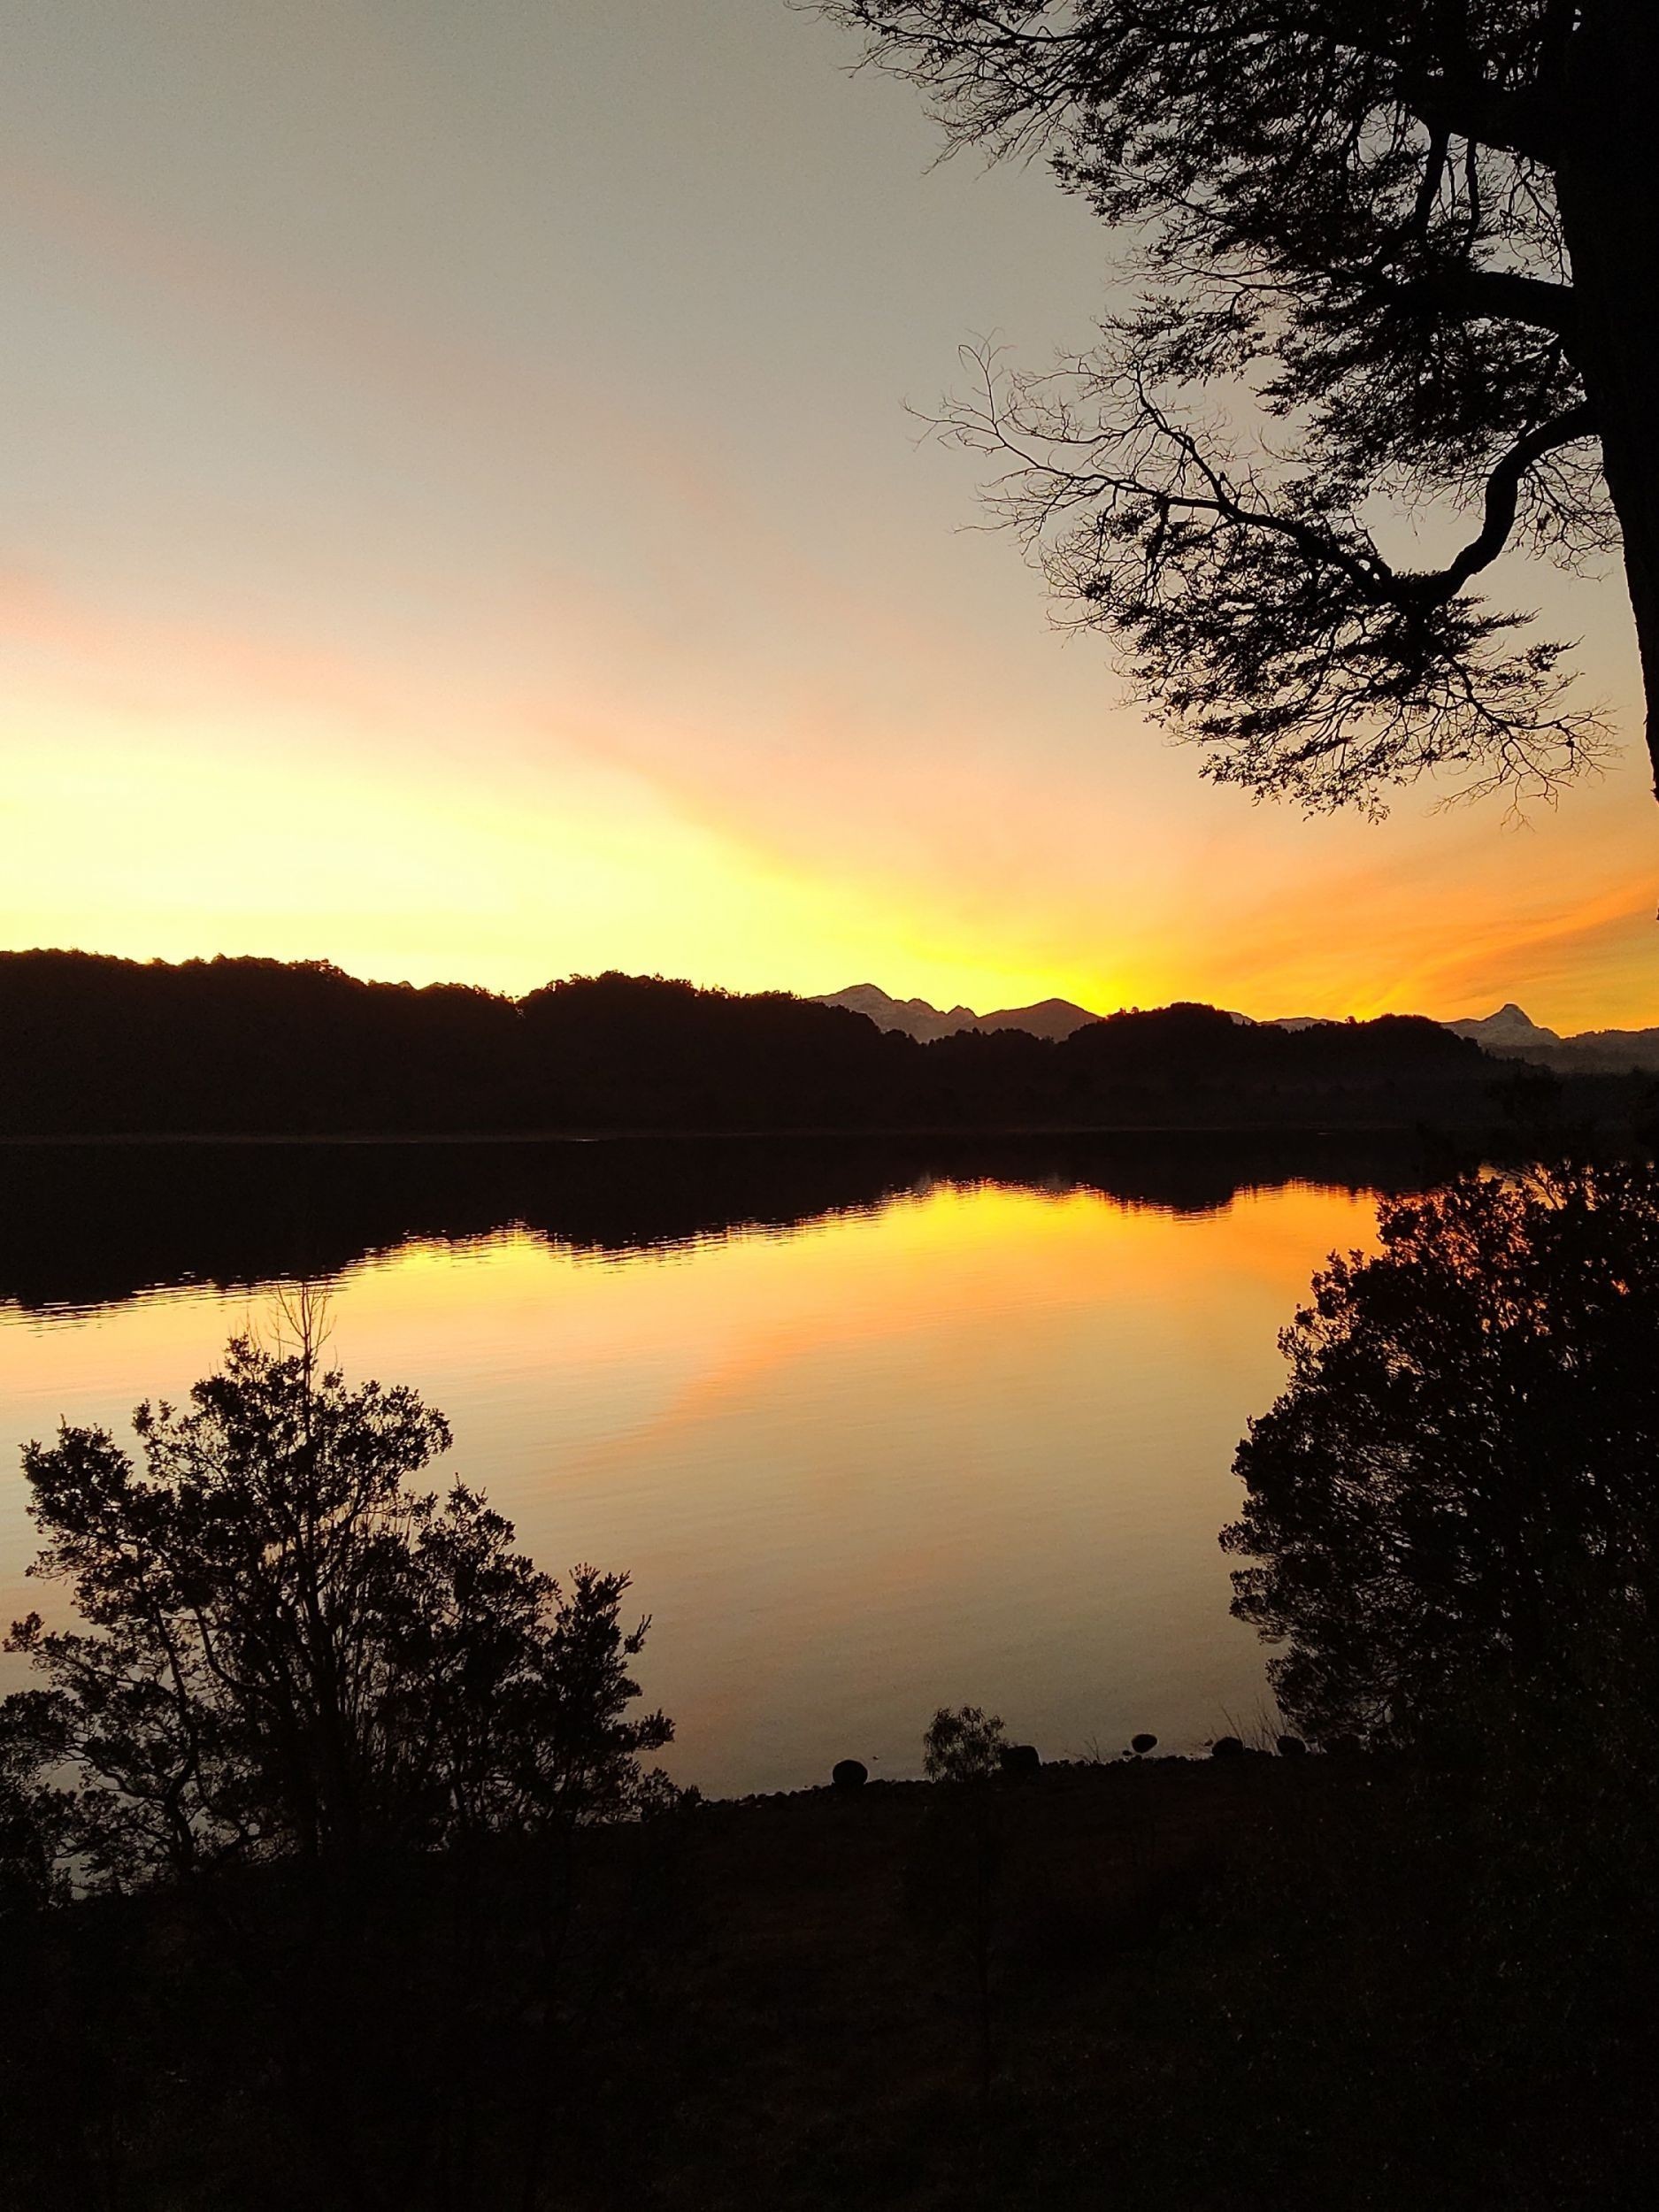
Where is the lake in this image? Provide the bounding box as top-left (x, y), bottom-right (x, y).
top-left (0, 1135), bottom-right (1437, 1796)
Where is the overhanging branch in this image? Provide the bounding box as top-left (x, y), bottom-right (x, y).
top-left (1386, 265), bottom-right (1578, 341)
top-left (1410, 403), bottom-right (1598, 605)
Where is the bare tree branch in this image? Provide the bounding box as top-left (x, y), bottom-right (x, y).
top-left (811, 3), bottom-right (1641, 810)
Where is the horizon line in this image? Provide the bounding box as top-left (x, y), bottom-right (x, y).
top-left (3, 941), bottom-right (1632, 1039)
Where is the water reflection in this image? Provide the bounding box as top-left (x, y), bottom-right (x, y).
top-left (0, 1130), bottom-right (1440, 1312)
top-left (1, 1139), bottom-right (1424, 1794)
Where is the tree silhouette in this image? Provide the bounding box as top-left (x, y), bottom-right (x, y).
top-left (1223, 1163), bottom-right (1659, 1744)
top-left (0, 948), bottom-right (1516, 1142)
top-left (815, 4), bottom-right (1655, 810)
top-left (922, 1702), bottom-right (1009, 1782)
top-left (3, 1297), bottom-right (671, 1891)
top-left (913, 1706), bottom-right (1018, 2099)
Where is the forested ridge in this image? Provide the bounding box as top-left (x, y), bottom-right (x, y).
top-left (0, 949), bottom-right (1555, 1137)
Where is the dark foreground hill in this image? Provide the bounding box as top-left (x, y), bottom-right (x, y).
top-left (1, 949), bottom-right (1640, 1140)
top-left (8, 1752), bottom-right (1659, 2211)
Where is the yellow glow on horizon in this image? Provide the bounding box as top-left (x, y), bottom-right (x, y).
top-left (3, 572), bottom-right (1655, 1032)
top-left (4, 1), bottom-right (1658, 1039)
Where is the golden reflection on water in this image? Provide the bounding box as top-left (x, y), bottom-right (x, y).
top-left (0, 1177), bottom-right (1379, 1795)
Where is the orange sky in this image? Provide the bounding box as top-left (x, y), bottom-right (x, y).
top-left (3, 0), bottom-right (1655, 1033)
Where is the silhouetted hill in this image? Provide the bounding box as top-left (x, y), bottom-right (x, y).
top-left (0, 950), bottom-right (1643, 1141)
top-left (979, 995), bottom-right (1100, 1039)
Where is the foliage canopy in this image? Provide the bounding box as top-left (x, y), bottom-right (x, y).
top-left (817, 3), bottom-right (1659, 810)
top-left (4, 1307), bottom-right (672, 1892)
top-left (922, 1702), bottom-right (1010, 1782)
top-left (1224, 1161), bottom-right (1659, 1743)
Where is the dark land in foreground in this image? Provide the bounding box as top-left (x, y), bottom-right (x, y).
top-left (4, 949), bottom-right (1652, 1141)
top-left (9, 1748), bottom-right (1656, 2212)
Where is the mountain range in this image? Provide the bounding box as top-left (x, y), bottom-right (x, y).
top-left (1443, 1002), bottom-right (1659, 1073)
top-left (817, 985), bottom-right (1659, 1073)
top-left (813, 982), bottom-right (1102, 1042)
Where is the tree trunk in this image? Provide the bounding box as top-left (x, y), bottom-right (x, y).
top-left (1558, 8), bottom-right (1659, 799)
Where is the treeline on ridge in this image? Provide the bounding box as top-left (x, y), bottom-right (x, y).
top-left (0, 948), bottom-right (1557, 1137)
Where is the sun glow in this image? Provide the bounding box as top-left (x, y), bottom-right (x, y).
top-left (3, 2), bottom-right (1655, 1031)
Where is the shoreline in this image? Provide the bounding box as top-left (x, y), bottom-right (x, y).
top-left (0, 1119), bottom-right (1517, 1148)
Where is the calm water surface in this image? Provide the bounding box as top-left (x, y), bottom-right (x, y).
top-left (0, 1148), bottom-right (1392, 1795)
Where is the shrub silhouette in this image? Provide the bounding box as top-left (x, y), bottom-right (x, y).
top-left (922, 1704), bottom-right (1008, 1785)
top-left (3, 1299), bottom-right (671, 1891)
top-left (1225, 1161), bottom-right (1659, 1746)
top-left (911, 1706), bottom-right (1019, 2100)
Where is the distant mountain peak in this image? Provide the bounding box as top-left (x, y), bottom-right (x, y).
top-left (1444, 1004), bottom-right (1562, 1048)
top-left (813, 982), bottom-right (1101, 1043)
top-left (814, 982), bottom-right (1659, 1072)
top-left (1434, 1002), bottom-right (1659, 1072)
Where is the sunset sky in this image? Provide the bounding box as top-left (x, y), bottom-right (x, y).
top-left (4, 0), bottom-right (1655, 1032)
